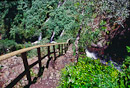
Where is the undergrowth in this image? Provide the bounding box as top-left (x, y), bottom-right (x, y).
top-left (58, 55), bottom-right (130, 88)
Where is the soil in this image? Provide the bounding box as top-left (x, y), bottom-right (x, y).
top-left (0, 44), bottom-right (75, 88)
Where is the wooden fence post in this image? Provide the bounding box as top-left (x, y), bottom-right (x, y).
top-left (48, 46), bottom-right (50, 59)
top-left (58, 45), bottom-right (60, 55)
top-left (53, 45), bottom-right (56, 61)
top-left (67, 43), bottom-right (69, 48)
top-left (21, 52), bottom-right (31, 84)
top-left (64, 44), bottom-right (67, 53)
top-left (61, 44), bottom-right (63, 54)
top-left (66, 43), bottom-right (69, 52)
top-left (64, 44), bottom-right (66, 53)
top-left (63, 44), bottom-right (64, 54)
top-left (46, 46), bottom-right (51, 68)
top-left (37, 48), bottom-right (41, 68)
top-left (68, 40), bottom-right (71, 45)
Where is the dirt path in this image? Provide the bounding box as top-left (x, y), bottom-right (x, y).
top-left (0, 44), bottom-right (75, 88)
top-left (30, 44), bottom-right (75, 88)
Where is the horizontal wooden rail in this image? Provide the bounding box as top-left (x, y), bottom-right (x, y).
top-left (0, 41), bottom-right (69, 61)
top-left (0, 39), bottom-right (71, 87)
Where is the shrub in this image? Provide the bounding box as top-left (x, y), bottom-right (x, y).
top-left (58, 57), bottom-right (120, 88)
top-left (0, 39), bottom-right (16, 55)
top-left (119, 46), bottom-right (130, 87)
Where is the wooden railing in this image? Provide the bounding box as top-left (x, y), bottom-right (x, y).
top-left (0, 39), bottom-right (71, 88)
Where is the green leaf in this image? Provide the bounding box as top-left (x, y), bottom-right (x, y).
top-left (100, 20), bottom-right (106, 26)
top-left (126, 46), bottom-right (130, 53)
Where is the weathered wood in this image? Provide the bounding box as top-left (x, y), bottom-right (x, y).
top-left (46, 46), bottom-right (51, 68)
top-left (48, 46), bottom-right (50, 59)
top-left (0, 39), bottom-right (71, 88)
top-left (0, 42), bottom-right (68, 61)
top-left (58, 45), bottom-right (60, 55)
top-left (64, 44), bottom-right (67, 53)
top-left (67, 43), bottom-right (69, 49)
top-left (64, 44), bottom-right (66, 53)
top-left (67, 39), bottom-right (71, 44)
top-left (66, 44), bottom-right (68, 52)
top-left (53, 45), bottom-right (56, 61)
top-left (37, 48), bottom-right (41, 68)
top-left (61, 44), bottom-right (63, 54)
top-left (21, 52), bottom-right (31, 84)
top-left (64, 44), bottom-right (65, 53)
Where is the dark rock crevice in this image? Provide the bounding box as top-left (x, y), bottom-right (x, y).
top-left (103, 16), bottom-right (130, 64)
top-left (87, 15), bottom-right (130, 65)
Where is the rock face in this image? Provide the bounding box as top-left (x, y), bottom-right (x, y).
top-left (87, 15), bottom-right (130, 64)
top-left (0, 44), bottom-right (74, 88)
top-left (103, 16), bottom-right (130, 63)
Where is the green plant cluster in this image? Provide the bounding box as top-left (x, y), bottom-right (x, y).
top-left (1, 0), bottom-right (130, 42)
top-left (44, 0), bottom-right (80, 40)
top-left (91, 0), bottom-right (129, 21)
top-left (0, 0), bottom-right (59, 43)
top-left (58, 56), bottom-right (130, 88)
top-left (76, 0), bottom-right (129, 47)
top-left (16, 38), bottom-right (49, 58)
top-left (120, 46), bottom-right (130, 87)
top-left (0, 0), bottom-right (59, 55)
top-left (0, 39), bottom-right (33, 55)
top-left (44, 0), bottom-right (130, 47)
top-left (0, 0), bottom-right (130, 55)
top-left (0, 39), bottom-right (16, 55)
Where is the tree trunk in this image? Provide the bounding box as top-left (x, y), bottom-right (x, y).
top-left (60, 30), bottom-right (64, 37)
top-left (74, 25), bottom-right (82, 63)
top-left (50, 31), bottom-right (55, 42)
top-left (74, 3), bottom-right (84, 63)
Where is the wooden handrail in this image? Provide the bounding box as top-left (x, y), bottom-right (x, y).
top-left (0, 39), bottom-right (71, 87)
top-left (0, 41), bottom-right (69, 61)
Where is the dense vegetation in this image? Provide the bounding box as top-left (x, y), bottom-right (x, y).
top-left (0, 0), bottom-right (130, 54)
top-left (59, 57), bottom-right (119, 88)
top-left (0, 0), bottom-right (59, 54)
top-left (58, 54), bottom-right (130, 88)
top-left (0, 0), bottom-right (130, 87)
